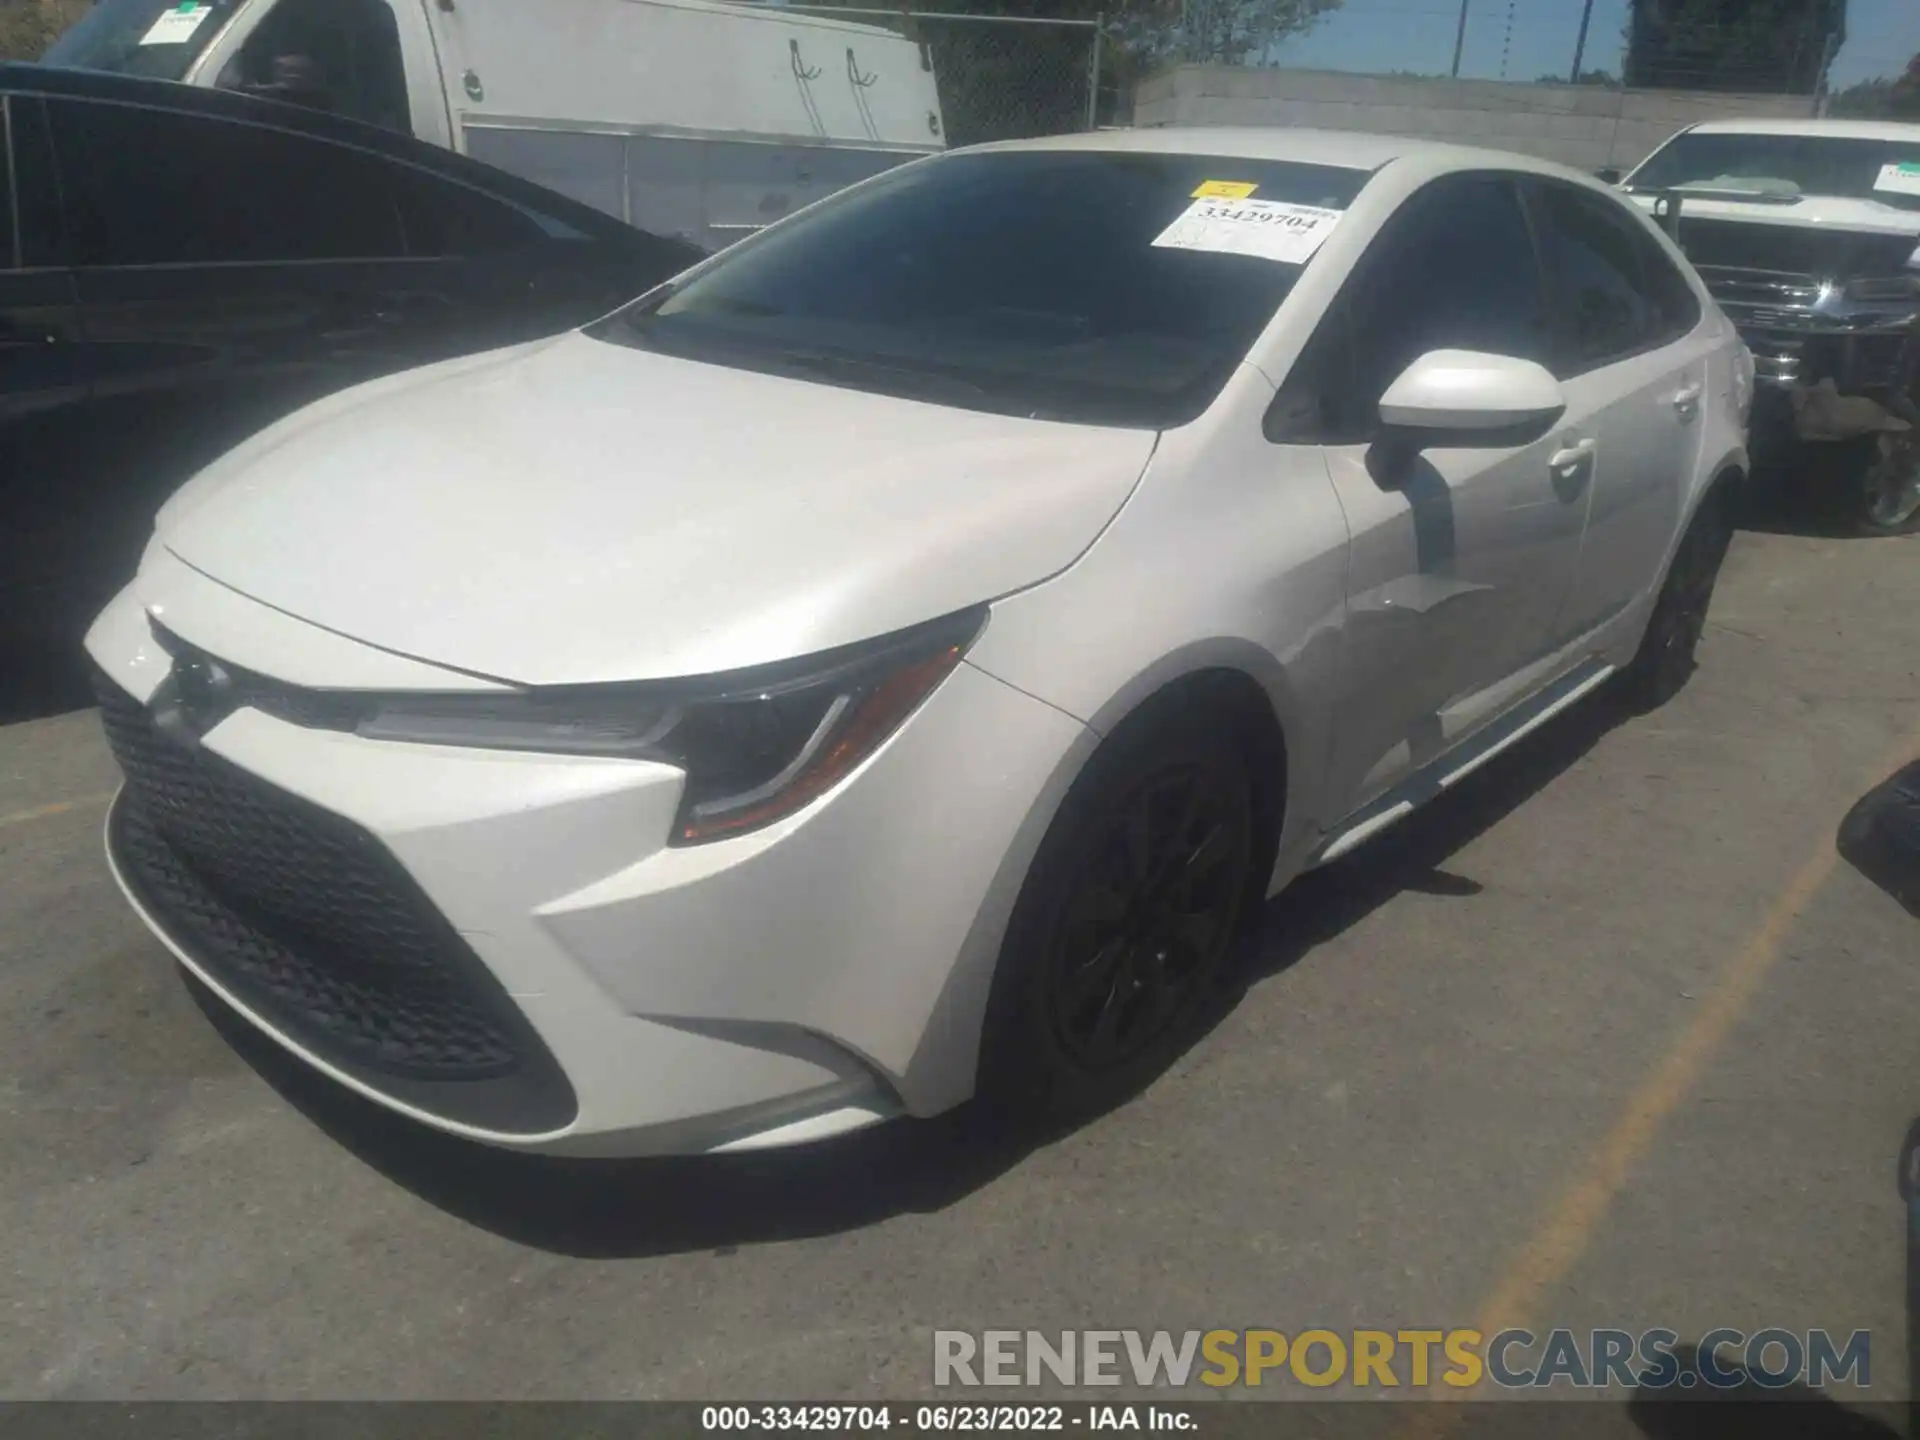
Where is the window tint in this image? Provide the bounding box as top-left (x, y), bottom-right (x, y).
top-left (1, 100), bottom-right (15, 269)
top-left (1270, 174), bottom-right (1550, 445)
top-left (49, 99), bottom-right (406, 266)
top-left (1633, 226), bottom-right (1701, 338)
top-left (389, 165), bottom-right (548, 257)
top-left (592, 150), bottom-right (1375, 429)
top-left (9, 97), bottom-right (67, 270)
top-left (1530, 183), bottom-right (1671, 374)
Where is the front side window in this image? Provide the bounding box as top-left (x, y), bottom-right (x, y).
top-left (1529, 182), bottom-right (1665, 375)
top-left (1627, 131), bottom-right (1920, 212)
top-left (1270, 173), bottom-right (1550, 445)
top-left (42, 0), bottom-right (244, 82)
top-left (589, 150), bottom-right (1375, 428)
top-left (48, 99), bottom-right (405, 266)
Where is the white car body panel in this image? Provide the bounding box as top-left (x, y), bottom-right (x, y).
top-left (85, 126), bottom-right (1752, 1154)
top-left (154, 334), bottom-right (1157, 686)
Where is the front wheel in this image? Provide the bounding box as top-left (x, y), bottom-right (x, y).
top-left (976, 695), bottom-right (1259, 1129)
top-left (1618, 485), bottom-right (1734, 712)
top-left (1859, 434), bottom-right (1920, 536)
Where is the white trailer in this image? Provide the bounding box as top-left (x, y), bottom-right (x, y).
top-left (43, 0), bottom-right (948, 250)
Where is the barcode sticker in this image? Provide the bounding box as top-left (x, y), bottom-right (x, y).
top-left (140, 3), bottom-right (213, 47)
top-left (1152, 197), bottom-right (1343, 265)
top-left (1873, 162), bottom-right (1920, 198)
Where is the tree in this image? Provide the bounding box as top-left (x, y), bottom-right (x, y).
top-left (877, 0), bottom-right (1339, 142)
top-left (1828, 64), bottom-right (1920, 119)
top-left (1623, 0), bottom-right (1845, 95)
top-left (1535, 69), bottom-right (1622, 87)
top-left (0, 0), bottom-right (91, 63)
top-left (1107, 0), bottom-right (1341, 66)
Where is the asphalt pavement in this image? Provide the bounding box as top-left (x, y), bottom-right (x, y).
top-left (1, 503), bottom-right (1916, 1417)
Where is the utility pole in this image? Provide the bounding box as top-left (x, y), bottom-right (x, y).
top-left (1569, 0), bottom-right (1595, 84)
top-left (1450, 0), bottom-right (1469, 77)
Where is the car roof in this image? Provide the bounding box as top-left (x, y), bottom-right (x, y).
top-left (0, 60), bottom-right (696, 256)
top-left (955, 125), bottom-right (1605, 183)
top-left (1684, 117), bottom-right (1920, 142)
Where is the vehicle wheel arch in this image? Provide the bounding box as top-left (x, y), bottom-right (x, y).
top-left (900, 650), bottom-right (1295, 1116)
top-left (1073, 647), bottom-right (1295, 922)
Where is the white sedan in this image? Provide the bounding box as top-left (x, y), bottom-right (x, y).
top-left (86, 128), bottom-right (1752, 1156)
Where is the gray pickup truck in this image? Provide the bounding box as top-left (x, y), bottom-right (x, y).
top-left (1617, 119), bottom-right (1920, 535)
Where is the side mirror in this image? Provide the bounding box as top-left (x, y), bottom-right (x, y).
top-left (1595, 167), bottom-right (1623, 185)
top-left (1378, 349), bottom-right (1567, 435)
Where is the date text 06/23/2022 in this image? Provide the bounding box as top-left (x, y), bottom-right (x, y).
top-left (702, 1406), bottom-right (1192, 1432)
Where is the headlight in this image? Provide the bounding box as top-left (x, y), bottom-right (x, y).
top-left (356, 606), bottom-right (986, 845)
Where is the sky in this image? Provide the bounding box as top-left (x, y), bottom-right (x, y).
top-left (1266, 0), bottom-right (1914, 89)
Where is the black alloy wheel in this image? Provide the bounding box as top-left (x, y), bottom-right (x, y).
top-left (1860, 435), bottom-right (1920, 536)
top-left (1044, 762), bottom-right (1251, 1072)
top-left (1620, 488), bottom-right (1733, 712)
top-left (979, 695), bottom-right (1261, 1127)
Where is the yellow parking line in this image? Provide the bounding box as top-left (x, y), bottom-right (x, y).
top-left (0, 792), bottom-right (115, 831)
top-left (1399, 728), bottom-right (1920, 1429)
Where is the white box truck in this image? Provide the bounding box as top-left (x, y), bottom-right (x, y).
top-left (41, 0), bottom-right (948, 250)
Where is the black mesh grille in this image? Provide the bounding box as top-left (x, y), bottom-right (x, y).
top-left (96, 666), bottom-right (576, 1133)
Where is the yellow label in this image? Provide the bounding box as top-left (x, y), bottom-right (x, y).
top-left (1192, 179), bottom-right (1258, 199)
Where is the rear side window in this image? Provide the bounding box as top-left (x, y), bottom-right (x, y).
top-left (1528, 182), bottom-right (1690, 375)
top-left (1634, 226), bottom-right (1702, 339)
top-left (48, 98), bottom-right (406, 266)
top-left (1269, 173), bottom-right (1551, 445)
top-left (388, 165), bottom-right (549, 257)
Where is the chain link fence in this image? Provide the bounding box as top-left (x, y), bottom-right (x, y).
top-left (749, 5), bottom-right (1105, 146)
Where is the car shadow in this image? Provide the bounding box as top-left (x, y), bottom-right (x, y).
top-left (1733, 452), bottom-right (1916, 543)
top-left (1625, 1344), bottom-right (1901, 1440)
top-left (188, 681), bottom-right (1631, 1259)
top-left (1241, 679), bottom-right (1626, 987)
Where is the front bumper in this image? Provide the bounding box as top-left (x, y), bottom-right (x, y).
top-left (84, 558), bottom-right (1093, 1156)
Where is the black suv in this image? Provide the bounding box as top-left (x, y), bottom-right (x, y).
top-left (1, 62), bottom-right (702, 713)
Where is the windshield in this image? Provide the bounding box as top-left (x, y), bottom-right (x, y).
top-left (1627, 132), bottom-right (1920, 213)
top-left (587, 150), bottom-right (1373, 429)
top-left (42, 0), bottom-right (244, 82)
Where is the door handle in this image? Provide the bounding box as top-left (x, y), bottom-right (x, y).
top-left (1549, 436), bottom-right (1596, 472)
top-left (1671, 383), bottom-right (1703, 421)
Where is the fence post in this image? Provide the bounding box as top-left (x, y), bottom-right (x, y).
top-left (1086, 12), bottom-right (1104, 130)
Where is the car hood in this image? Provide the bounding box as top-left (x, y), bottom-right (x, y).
top-left (154, 334), bottom-right (1157, 686)
top-left (1627, 191), bottom-right (1920, 243)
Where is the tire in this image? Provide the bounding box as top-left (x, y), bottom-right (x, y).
top-left (1618, 484), bottom-right (1734, 713)
top-left (1857, 434), bottom-right (1920, 537)
top-left (975, 692), bottom-right (1261, 1130)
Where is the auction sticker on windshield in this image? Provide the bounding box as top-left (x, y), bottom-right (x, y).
top-left (140, 2), bottom-right (213, 46)
top-left (1192, 180), bottom-right (1260, 200)
top-left (1874, 162), bottom-right (1920, 198)
top-left (1153, 197), bottom-right (1343, 265)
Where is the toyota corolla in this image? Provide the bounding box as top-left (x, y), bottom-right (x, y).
top-left (86, 129), bottom-right (1751, 1156)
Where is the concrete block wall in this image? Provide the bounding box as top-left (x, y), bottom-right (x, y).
top-left (1132, 66), bottom-right (1815, 172)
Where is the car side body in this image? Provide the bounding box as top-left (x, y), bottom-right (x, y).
top-left (84, 128), bottom-right (1750, 1157)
